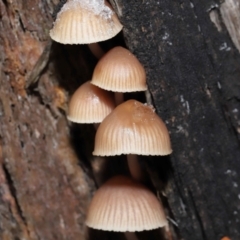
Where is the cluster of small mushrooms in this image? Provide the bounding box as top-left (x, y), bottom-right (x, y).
top-left (50, 0), bottom-right (172, 239)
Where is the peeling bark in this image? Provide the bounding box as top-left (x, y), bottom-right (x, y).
top-left (220, 0), bottom-right (240, 53)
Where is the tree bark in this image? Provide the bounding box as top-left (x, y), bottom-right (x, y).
top-left (110, 0), bottom-right (240, 239)
top-left (0, 1), bottom-right (96, 239)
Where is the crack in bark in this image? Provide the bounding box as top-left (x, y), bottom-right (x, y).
top-left (25, 40), bottom-right (52, 88)
top-left (1, 0), bottom-right (8, 8)
top-left (2, 164), bottom-right (27, 227)
top-left (188, 190), bottom-right (207, 240)
top-left (52, 0), bottom-right (67, 21)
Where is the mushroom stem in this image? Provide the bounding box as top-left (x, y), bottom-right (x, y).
top-left (114, 92), bottom-right (124, 105)
top-left (92, 123), bottom-right (106, 186)
top-left (88, 43), bottom-right (105, 59)
top-left (164, 223), bottom-right (173, 240)
top-left (127, 154), bottom-right (144, 182)
top-left (144, 88), bottom-right (153, 105)
top-left (124, 232), bottom-right (139, 240)
top-left (91, 156), bottom-right (107, 186)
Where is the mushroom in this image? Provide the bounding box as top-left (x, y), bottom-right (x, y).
top-left (91, 46), bottom-right (147, 104)
top-left (67, 81), bottom-right (115, 185)
top-left (67, 81), bottom-right (115, 125)
top-left (86, 175), bottom-right (167, 239)
top-left (93, 99), bottom-right (172, 181)
top-left (49, 0), bottom-right (123, 58)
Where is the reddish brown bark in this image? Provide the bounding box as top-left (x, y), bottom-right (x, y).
top-left (0, 1), bottom-right (95, 239)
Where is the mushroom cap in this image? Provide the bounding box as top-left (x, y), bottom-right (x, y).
top-left (49, 0), bottom-right (123, 44)
top-left (93, 99), bottom-right (172, 156)
top-left (91, 46), bottom-right (147, 92)
top-left (67, 81), bottom-right (115, 123)
top-left (86, 175), bottom-right (167, 231)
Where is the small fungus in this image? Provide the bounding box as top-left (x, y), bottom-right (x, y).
top-left (91, 46), bottom-right (147, 92)
top-left (50, 0), bottom-right (123, 44)
top-left (93, 99), bottom-right (172, 156)
top-left (86, 175), bottom-right (167, 231)
top-left (93, 99), bottom-right (172, 181)
top-left (91, 46), bottom-right (147, 104)
top-left (67, 81), bottom-right (115, 124)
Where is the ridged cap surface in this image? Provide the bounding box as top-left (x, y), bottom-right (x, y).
top-left (67, 81), bottom-right (115, 123)
top-left (91, 46), bottom-right (147, 92)
top-left (50, 0), bottom-right (123, 44)
top-left (93, 100), bottom-right (172, 156)
top-left (86, 175), bottom-right (167, 231)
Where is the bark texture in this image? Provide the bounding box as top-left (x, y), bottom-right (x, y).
top-left (110, 0), bottom-right (240, 239)
top-left (0, 1), bottom-right (96, 239)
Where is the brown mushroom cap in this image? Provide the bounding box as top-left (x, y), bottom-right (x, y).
top-left (67, 81), bottom-right (115, 123)
top-left (50, 0), bottom-right (123, 44)
top-left (86, 175), bottom-right (167, 231)
top-left (93, 99), bottom-right (172, 156)
top-left (91, 46), bottom-right (147, 92)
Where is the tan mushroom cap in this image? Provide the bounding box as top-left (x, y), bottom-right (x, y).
top-left (93, 99), bottom-right (172, 156)
top-left (49, 0), bottom-right (123, 44)
top-left (67, 81), bottom-right (115, 123)
top-left (86, 175), bottom-right (167, 231)
top-left (91, 46), bottom-right (147, 92)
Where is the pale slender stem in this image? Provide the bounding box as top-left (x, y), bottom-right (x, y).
top-left (127, 154), bottom-right (144, 182)
top-left (92, 123), bottom-right (106, 186)
top-left (144, 88), bottom-right (152, 105)
top-left (91, 156), bottom-right (106, 186)
top-left (124, 232), bottom-right (139, 240)
top-left (114, 92), bottom-right (124, 105)
top-left (164, 223), bottom-right (173, 240)
top-left (88, 43), bottom-right (105, 59)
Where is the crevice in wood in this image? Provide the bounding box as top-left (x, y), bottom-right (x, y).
top-left (188, 190), bottom-right (207, 240)
top-left (52, 0), bottom-right (67, 21)
top-left (2, 163), bottom-right (28, 229)
top-left (25, 41), bottom-right (52, 89)
top-left (225, 98), bottom-right (240, 142)
top-left (18, 13), bottom-right (25, 32)
top-left (2, 0), bottom-right (8, 8)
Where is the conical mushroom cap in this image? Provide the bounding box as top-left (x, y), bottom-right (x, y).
top-left (91, 46), bottom-right (147, 92)
top-left (86, 175), bottom-right (167, 231)
top-left (50, 0), bottom-right (123, 44)
top-left (93, 99), bottom-right (172, 156)
top-left (67, 81), bottom-right (115, 123)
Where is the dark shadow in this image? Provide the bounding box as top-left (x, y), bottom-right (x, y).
top-left (69, 123), bottom-right (95, 170)
top-left (143, 155), bottom-right (173, 185)
top-left (102, 155), bottom-right (129, 181)
top-left (88, 228), bottom-right (126, 240)
top-left (124, 91), bottom-right (146, 103)
top-left (136, 228), bottom-right (165, 240)
top-left (50, 42), bottom-right (97, 94)
top-left (99, 31), bottom-right (127, 53)
top-left (88, 227), bottom-right (166, 240)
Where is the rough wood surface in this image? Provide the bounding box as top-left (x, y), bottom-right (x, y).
top-left (110, 0), bottom-right (240, 239)
top-left (0, 1), bottom-right (96, 239)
